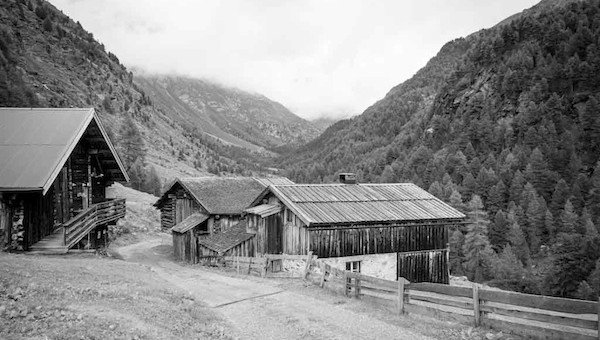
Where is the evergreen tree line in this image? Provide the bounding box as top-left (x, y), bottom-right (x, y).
top-left (281, 1), bottom-right (600, 299)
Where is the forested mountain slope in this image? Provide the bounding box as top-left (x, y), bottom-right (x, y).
top-left (135, 75), bottom-right (319, 151)
top-left (0, 0), bottom-right (296, 190)
top-left (282, 0), bottom-right (600, 299)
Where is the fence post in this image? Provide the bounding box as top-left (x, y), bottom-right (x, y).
top-left (248, 257), bottom-right (253, 275)
top-left (397, 279), bottom-right (405, 315)
top-left (597, 296), bottom-right (600, 340)
top-left (343, 271), bottom-right (348, 296)
top-left (355, 275), bottom-right (360, 298)
top-left (320, 263), bottom-right (329, 288)
top-left (236, 256), bottom-right (240, 275)
top-left (473, 285), bottom-right (480, 326)
top-left (303, 251), bottom-right (313, 281)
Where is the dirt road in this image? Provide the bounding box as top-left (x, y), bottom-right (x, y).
top-left (116, 234), bottom-right (434, 340)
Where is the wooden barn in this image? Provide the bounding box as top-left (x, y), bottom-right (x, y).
top-left (244, 174), bottom-right (466, 283)
top-left (154, 176), bottom-right (293, 262)
top-left (0, 108), bottom-right (129, 253)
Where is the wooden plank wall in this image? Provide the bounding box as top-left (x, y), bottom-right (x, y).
top-left (397, 250), bottom-right (449, 284)
top-left (21, 191), bottom-right (55, 249)
top-left (160, 195), bottom-right (176, 229)
top-left (0, 199), bottom-right (10, 249)
top-left (213, 215), bottom-right (242, 234)
top-left (309, 224), bottom-right (450, 258)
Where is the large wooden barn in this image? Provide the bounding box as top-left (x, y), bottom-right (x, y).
top-left (0, 108), bottom-right (129, 253)
top-left (245, 174), bottom-right (466, 283)
top-left (154, 176), bottom-right (293, 262)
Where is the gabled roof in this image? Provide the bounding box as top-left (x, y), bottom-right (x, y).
top-left (249, 183), bottom-right (466, 226)
top-left (197, 220), bottom-right (254, 254)
top-left (0, 108), bottom-right (128, 194)
top-left (171, 213), bottom-right (209, 233)
top-left (154, 176), bottom-right (294, 215)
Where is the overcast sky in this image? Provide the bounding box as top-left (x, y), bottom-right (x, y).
top-left (50, 0), bottom-right (539, 120)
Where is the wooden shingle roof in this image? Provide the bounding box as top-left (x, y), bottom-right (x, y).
top-left (154, 176), bottom-right (293, 215)
top-left (171, 213), bottom-right (209, 233)
top-left (250, 183), bottom-right (466, 226)
top-left (197, 221), bottom-right (254, 254)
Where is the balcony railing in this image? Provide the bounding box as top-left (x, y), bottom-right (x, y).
top-left (63, 198), bottom-right (126, 249)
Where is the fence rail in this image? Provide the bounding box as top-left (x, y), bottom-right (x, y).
top-left (195, 253), bottom-right (598, 339)
top-left (63, 198), bottom-right (126, 248)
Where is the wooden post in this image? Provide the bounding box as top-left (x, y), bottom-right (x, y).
top-left (473, 285), bottom-right (480, 326)
top-left (597, 296), bottom-right (600, 340)
top-left (397, 279), bottom-right (405, 315)
top-left (355, 276), bottom-right (360, 298)
top-left (303, 251), bottom-right (313, 280)
top-left (248, 257), bottom-right (253, 275)
top-left (343, 271), bottom-right (348, 296)
top-left (236, 256), bottom-right (240, 275)
top-left (320, 264), bottom-right (329, 288)
top-left (262, 259), bottom-right (268, 278)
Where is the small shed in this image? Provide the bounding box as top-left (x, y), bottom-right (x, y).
top-left (0, 108), bottom-right (129, 253)
top-left (197, 220), bottom-right (255, 257)
top-left (155, 176), bottom-right (293, 263)
top-left (171, 213), bottom-right (209, 263)
top-left (245, 175), bottom-right (465, 283)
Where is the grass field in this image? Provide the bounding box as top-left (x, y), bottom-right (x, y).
top-left (0, 252), bottom-right (233, 340)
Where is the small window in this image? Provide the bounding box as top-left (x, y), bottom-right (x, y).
top-left (346, 260), bottom-right (361, 273)
top-left (286, 208), bottom-right (293, 223)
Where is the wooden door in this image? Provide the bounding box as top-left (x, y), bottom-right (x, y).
top-left (265, 214), bottom-right (282, 254)
top-left (176, 199), bottom-right (193, 224)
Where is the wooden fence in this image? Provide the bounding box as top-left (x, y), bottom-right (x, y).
top-left (195, 253), bottom-right (599, 339)
top-left (307, 258), bottom-right (599, 340)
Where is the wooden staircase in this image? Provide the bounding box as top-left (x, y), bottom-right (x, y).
top-left (28, 198), bottom-right (126, 254)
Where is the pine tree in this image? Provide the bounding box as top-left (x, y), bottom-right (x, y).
top-left (550, 179), bottom-right (570, 214)
top-left (526, 195), bottom-right (546, 254)
top-left (449, 229), bottom-right (465, 276)
top-left (486, 180), bottom-right (507, 216)
top-left (118, 116), bottom-right (146, 171)
top-left (489, 210), bottom-right (510, 252)
top-left (509, 170), bottom-right (526, 204)
top-left (461, 173), bottom-right (477, 201)
top-left (508, 222), bottom-right (530, 265)
top-left (490, 245), bottom-right (525, 285)
top-left (559, 200), bottom-right (579, 236)
top-left (525, 148), bottom-right (554, 200)
top-left (462, 195), bottom-right (495, 282)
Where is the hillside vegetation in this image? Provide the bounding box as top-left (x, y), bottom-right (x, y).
top-left (281, 0), bottom-right (600, 299)
top-left (0, 0), bottom-right (310, 190)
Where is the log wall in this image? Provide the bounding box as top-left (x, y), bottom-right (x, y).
top-left (397, 250), bottom-right (449, 284)
top-left (0, 199), bottom-right (10, 249)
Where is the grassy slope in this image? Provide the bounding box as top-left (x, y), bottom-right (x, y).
top-left (0, 253), bottom-right (232, 340)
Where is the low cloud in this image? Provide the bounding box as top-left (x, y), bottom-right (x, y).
top-left (51, 0), bottom-right (538, 119)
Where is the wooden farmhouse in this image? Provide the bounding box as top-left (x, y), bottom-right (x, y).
top-left (244, 173), bottom-right (466, 283)
top-left (153, 176), bottom-right (293, 262)
top-left (0, 108), bottom-right (129, 253)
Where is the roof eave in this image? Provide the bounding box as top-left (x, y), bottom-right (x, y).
top-left (92, 110), bottom-right (130, 182)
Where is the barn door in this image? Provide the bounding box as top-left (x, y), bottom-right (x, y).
top-left (176, 199), bottom-right (191, 224)
top-left (265, 214), bottom-right (282, 254)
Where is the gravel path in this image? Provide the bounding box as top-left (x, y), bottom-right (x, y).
top-left (116, 234), bottom-right (432, 340)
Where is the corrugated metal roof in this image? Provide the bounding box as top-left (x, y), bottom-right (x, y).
top-left (268, 183), bottom-right (465, 226)
top-left (171, 213), bottom-right (209, 233)
top-left (197, 220), bottom-right (254, 253)
top-left (244, 204), bottom-right (281, 217)
top-left (0, 108), bottom-right (128, 193)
